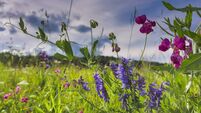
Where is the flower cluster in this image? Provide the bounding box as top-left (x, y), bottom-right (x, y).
top-left (63, 82), bottom-right (70, 88)
top-left (135, 15), bottom-right (156, 34)
top-left (21, 97), bottom-right (29, 103)
top-left (148, 82), bottom-right (170, 109)
top-left (137, 76), bottom-right (146, 96)
top-left (159, 36), bottom-right (192, 68)
top-left (3, 86), bottom-right (29, 103)
top-left (119, 94), bottom-right (130, 110)
top-left (39, 51), bottom-right (49, 62)
top-left (94, 73), bottom-right (109, 102)
top-left (78, 76), bottom-right (90, 91)
top-left (38, 51), bottom-right (51, 69)
top-left (110, 58), bottom-right (133, 89)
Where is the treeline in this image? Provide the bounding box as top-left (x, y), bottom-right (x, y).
top-left (0, 52), bottom-right (163, 68)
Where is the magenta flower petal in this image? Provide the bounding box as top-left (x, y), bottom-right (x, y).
top-left (135, 15), bottom-right (147, 24)
top-left (170, 51), bottom-right (183, 68)
top-left (140, 22), bottom-right (153, 34)
top-left (159, 38), bottom-right (171, 52)
top-left (173, 36), bottom-right (186, 50)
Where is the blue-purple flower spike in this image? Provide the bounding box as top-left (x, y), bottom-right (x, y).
top-left (119, 94), bottom-right (130, 110)
top-left (148, 82), bottom-right (169, 109)
top-left (78, 76), bottom-right (90, 91)
top-left (137, 76), bottom-right (146, 96)
top-left (110, 63), bottom-right (119, 78)
top-left (94, 73), bottom-right (109, 102)
top-left (119, 64), bottom-right (131, 89)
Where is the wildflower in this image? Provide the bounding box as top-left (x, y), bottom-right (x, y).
top-left (148, 82), bottom-right (169, 109)
top-left (110, 63), bottom-right (119, 78)
top-left (78, 76), bottom-right (90, 91)
top-left (94, 73), bottom-right (109, 102)
top-left (54, 68), bottom-right (61, 74)
top-left (140, 22), bottom-right (154, 34)
top-left (184, 39), bottom-right (192, 58)
top-left (159, 38), bottom-right (171, 52)
top-left (21, 97), bottom-right (29, 103)
top-left (173, 36), bottom-right (186, 50)
top-left (63, 82), bottom-right (70, 88)
top-left (170, 50), bottom-right (183, 68)
top-left (78, 109), bottom-right (84, 113)
top-left (45, 64), bottom-right (50, 69)
top-left (119, 64), bottom-right (131, 89)
top-left (15, 86), bottom-right (21, 94)
top-left (119, 94), bottom-right (130, 110)
top-left (148, 83), bottom-right (158, 108)
top-left (3, 93), bottom-right (12, 100)
top-left (137, 76), bottom-right (146, 96)
top-left (121, 57), bottom-right (129, 65)
top-left (115, 44), bottom-right (121, 52)
top-left (39, 51), bottom-right (49, 61)
top-left (135, 15), bottom-right (147, 24)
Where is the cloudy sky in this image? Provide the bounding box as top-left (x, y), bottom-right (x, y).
top-left (0, 0), bottom-right (200, 63)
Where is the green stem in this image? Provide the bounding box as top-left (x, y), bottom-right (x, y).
top-left (136, 34), bottom-right (148, 68)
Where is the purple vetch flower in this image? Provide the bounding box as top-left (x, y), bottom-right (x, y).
top-left (21, 97), bottom-right (29, 103)
top-left (170, 50), bottom-right (183, 68)
top-left (135, 15), bottom-right (147, 24)
top-left (54, 68), bottom-right (61, 74)
top-left (63, 82), bottom-right (70, 88)
top-left (119, 64), bottom-right (131, 89)
top-left (3, 93), bottom-right (12, 100)
top-left (110, 63), bottom-right (119, 78)
top-left (137, 76), bottom-right (146, 96)
top-left (148, 82), bottom-right (169, 109)
top-left (15, 86), bottom-right (21, 94)
top-left (39, 51), bottom-right (49, 61)
top-left (159, 38), bottom-right (171, 52)
top-left (45, 64), bottom-right (51, 69)
top-left (121, 57), bottom-right (130, 65)
top-left (119, 94), bottom-right (130, 110)
top-left (78, 76), bottom-right (90, 91)
top-left (173, 36), bottom-right (186, 50)
top-left (94, 73), bottom-right (109, 102)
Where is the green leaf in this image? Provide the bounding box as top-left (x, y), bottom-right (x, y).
top-left (91, 40), bottom-right (99, 58)
top-left (56, 40), bottom-right (74, 61)
top-left (17, 80), bottom-right (29, 85)
top-left (180, 53), bottom-right (201, 71)
top-left (185, 8), bottom-right (192, 29)
top-left (19, 17), bottom-right (27, 33)
top-left (38, 27), bottom-right (48, 41)
top-left (35, 106), bottom-right (45, 113)
top-left (80, 47), bottom-right (90, 60)
top-left (162, 1), bottom-right (175, 10)
top-left (196, 10), bottom-right (201, 17)
top-left (63, 40), bottom-right (74, 61)
top-left (54, 53), bottom-right (68, 61)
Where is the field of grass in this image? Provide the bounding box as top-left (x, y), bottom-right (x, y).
top-left (0, 61), bottom-right (200, 113)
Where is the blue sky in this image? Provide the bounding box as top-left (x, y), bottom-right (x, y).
top-left (0, 0), bottom-right (200, 63)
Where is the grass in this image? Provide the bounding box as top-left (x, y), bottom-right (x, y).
top-left (0, 62), bottom-right (200, 113)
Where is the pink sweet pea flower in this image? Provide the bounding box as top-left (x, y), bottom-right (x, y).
top-left (159, 38), bottom-right (171, 52)
top-left (54, 68), bottom-right (61, 74)
top-left (173, 36), bottom-right (186, 50)
top-left (135, 15), bottom-right (147, 24)
top-left (4, 93), bottom-right (12, 100)
top-left (15, 86), bottom-right (21, 94)
top-left (171, 50), bottom-right (183, 68)
top-left (21, 97), bottom-right (29, 103)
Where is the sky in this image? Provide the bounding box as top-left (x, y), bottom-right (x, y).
top-left (0, 0), bottom-right (200, 63)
